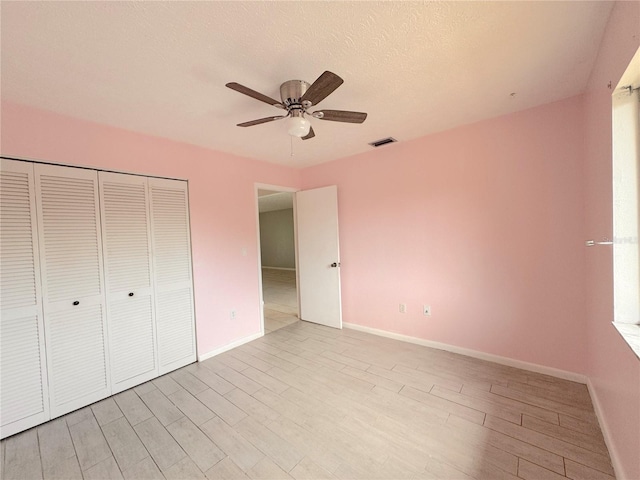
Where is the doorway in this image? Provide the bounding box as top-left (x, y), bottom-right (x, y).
top-left (257, 188), bottom-right (300, 334)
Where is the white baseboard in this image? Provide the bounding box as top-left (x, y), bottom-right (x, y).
top-left (343, 322), bottom-right (587, 384)
top-left (587, 378), bottom-right (624, 480)
top-left (197, 331), bottom-right (263, 362)
top-left (261, 266), bottom-right (296, 271)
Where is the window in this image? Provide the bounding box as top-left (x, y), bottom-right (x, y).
top-left (612, 46), bottom-right (640, 359)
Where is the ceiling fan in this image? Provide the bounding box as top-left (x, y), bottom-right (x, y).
top-left (225, 71), bottom-right (367, 140)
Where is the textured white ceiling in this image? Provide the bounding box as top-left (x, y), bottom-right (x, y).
top-left (1, 1), bottom-right (612, 168)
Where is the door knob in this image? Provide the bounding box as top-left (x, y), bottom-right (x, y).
top-left (73, 301), bottom-right (80, 306)
top-left (128, 292), bottom-right (134, 297)
top-left (330, 262), bottom-right (341, 268)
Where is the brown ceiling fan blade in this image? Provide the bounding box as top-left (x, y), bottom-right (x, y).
top-left (301, 126), bottom-right (315, 140)
top-left (300, 71), bottom-right (344, 106)
top-left (314, 110), bottom-right (367, 124)
top-left (237, 115), bottom-right (287, 127)
top-left (226, 82), bottom-right (283, 108)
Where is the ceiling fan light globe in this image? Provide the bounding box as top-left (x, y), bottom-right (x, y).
top-left (287, 116), bottom-right (311, 137)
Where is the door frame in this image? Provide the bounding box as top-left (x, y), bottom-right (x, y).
top-left (254, 183), bottom-right (300, 335)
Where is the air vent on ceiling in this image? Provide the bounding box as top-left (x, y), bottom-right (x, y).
top-left (369, 137), bottom-right (397, 148)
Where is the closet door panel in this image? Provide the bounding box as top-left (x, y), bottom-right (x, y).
top-left (0, 312), bottom-right (46, 434)
top-left (156, 288), bottom-right (194, 368)
top-left (0, 159), bottom-right (49, 439)
top-left (149, 178), bottom-right (196, 373)
top-left (47, 303), bottom-right (108, 404)
top-left (99, 172), bottom-right (157, 393)
top-left (107, 294), bottom-right (155, 387)
top-left (35, 163), bottom-right (110, 417)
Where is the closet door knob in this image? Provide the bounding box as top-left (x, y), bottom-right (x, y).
top-left (128, 292), bottom-right (134, 297)
top-left (73, 301), bottom-right (80, 306)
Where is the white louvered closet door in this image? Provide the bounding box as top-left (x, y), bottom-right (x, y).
top-left (99, 172), bottom-right (158, 393)
top-left (148, 178), bottom-right (196, 373)
top-left (0, 160), bottom-right (49, 439)
top-left (35, 164), bottom-right (111, 418)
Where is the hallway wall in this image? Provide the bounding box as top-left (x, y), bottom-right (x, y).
top-left (259, 209), bottom-right (296, 269)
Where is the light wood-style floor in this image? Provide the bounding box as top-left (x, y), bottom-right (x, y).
top-left (1, 321), bottom-right (614, 480)
top-left (262, 268), bottom-right (299, 334)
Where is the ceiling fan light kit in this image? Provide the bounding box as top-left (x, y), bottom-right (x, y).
top-left (287, 112), bottom-right (311, 138)
top-left (226, 71), bottom-right (367, 140)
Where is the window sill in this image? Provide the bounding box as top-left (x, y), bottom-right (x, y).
top-left (613, 322), bottom-right (640, 360)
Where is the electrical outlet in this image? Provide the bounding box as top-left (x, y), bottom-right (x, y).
top-left (423, 305), bottom-right (431, 316)
top-left (399, 303), bottom-right (407, 314)
top-left (230, 309), bottom-right (237, 320)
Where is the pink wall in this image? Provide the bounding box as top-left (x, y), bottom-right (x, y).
top-left (1, 102), bottom-right (301, 356)
top-left (583, 2), bottom-right (640, 479)
top-left (302, 95), bottom-right (587, 374)
top-left (3, 8), bottom-right (639, 472)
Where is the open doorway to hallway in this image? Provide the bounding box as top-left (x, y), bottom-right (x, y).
top-left (257, 189), bottom-right (300, 334)
top-left (262, 268), bottom-right (298, 333)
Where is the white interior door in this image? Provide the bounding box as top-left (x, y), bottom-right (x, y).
top-left (0, 159), bottom-right (50, 439)
top-left (99, 172), bottom-right (158, 393)
top-left (148, 178), bottom-right (196, 373)
top-left (296, 185), bottom-right (342, 329)
top-left (35, 163), bottom-right (111, 418)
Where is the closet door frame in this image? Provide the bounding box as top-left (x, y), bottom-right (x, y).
top-left (35, 163), bottom-right (112, 418)
top-left (0, 159), bottom-right (50, 439)
top-left (98, 171), bottom-right (159, 393)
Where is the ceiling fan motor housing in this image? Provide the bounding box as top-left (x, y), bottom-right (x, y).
top-left (280, 80), bottom-right (310, 109)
